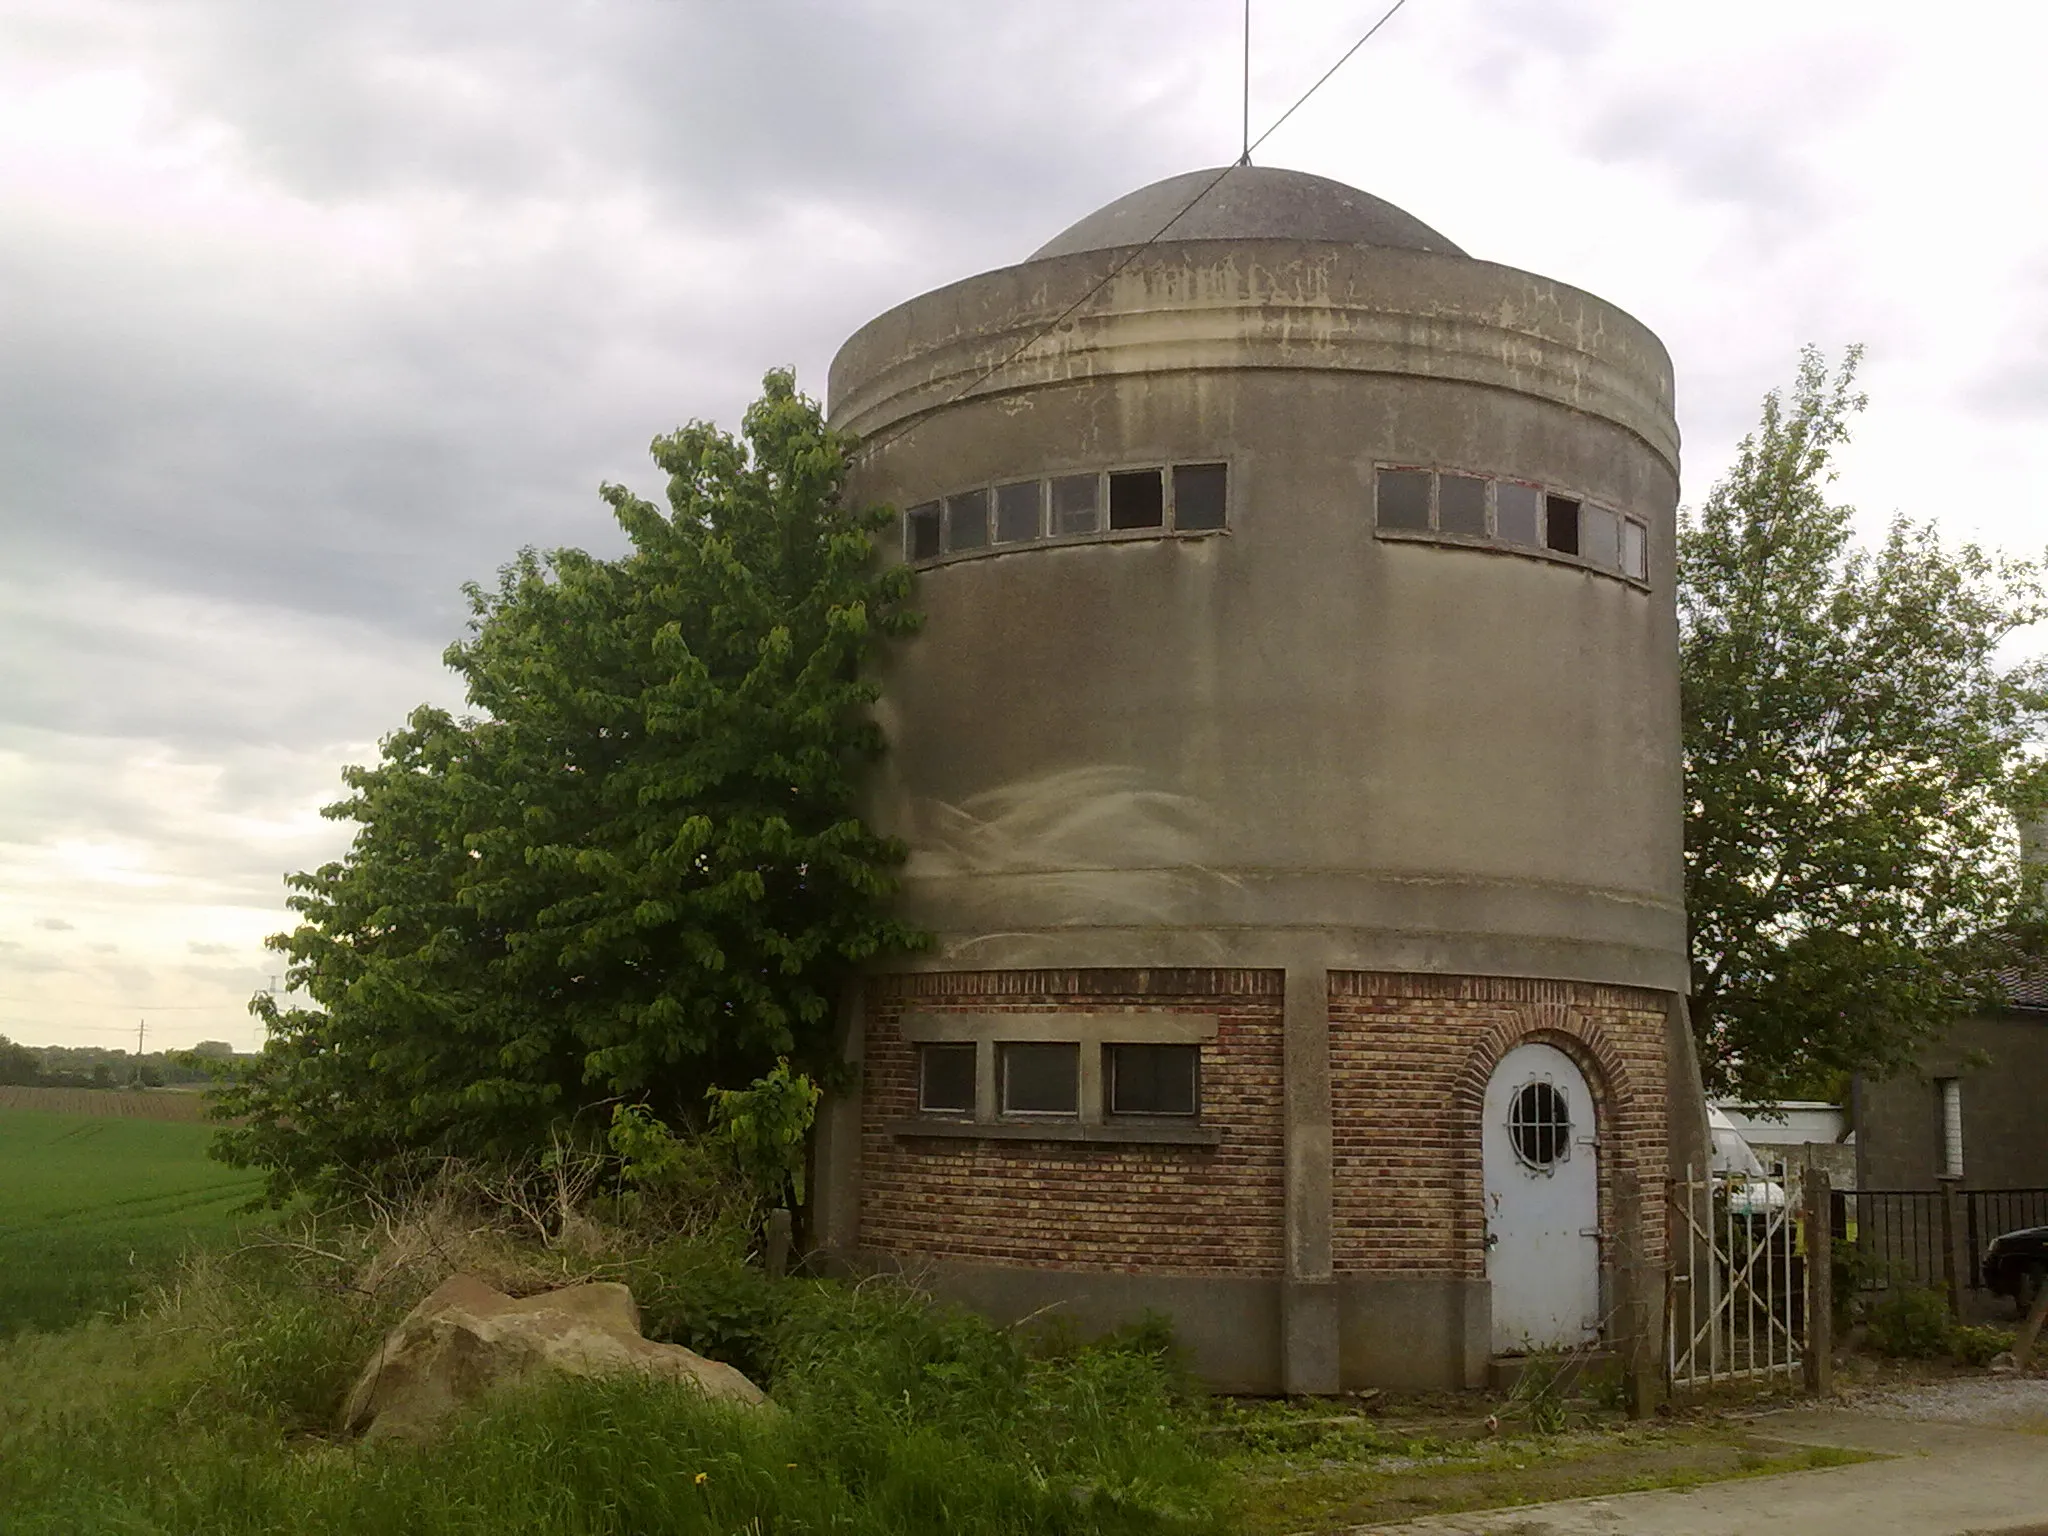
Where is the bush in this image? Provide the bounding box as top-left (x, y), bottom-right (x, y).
top-left (1947, 1324), bottom-right (2015, 1368)
top-left (1864, 1287), bottom-right (1952, 1358)
top-left (0, 1226), bottom-right (1221, 1536)
top-left (621, 1238), bottom-right (793, 1385)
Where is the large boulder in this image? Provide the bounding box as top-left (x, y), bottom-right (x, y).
top-left (340, 1274), bottom-right (766, 1441)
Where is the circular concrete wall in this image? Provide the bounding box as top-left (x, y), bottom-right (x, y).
top-left (828, 170), bottom-right (1683, 993)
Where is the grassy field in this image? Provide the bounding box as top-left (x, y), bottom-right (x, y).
top-left (0, 1105), bottom-right (265, 1335)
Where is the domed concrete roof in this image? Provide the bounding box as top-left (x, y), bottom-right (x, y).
top-left (1029, 166), bottom-right (1466, 261)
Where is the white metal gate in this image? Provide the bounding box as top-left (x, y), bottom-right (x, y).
top-left (1668, 1159), bottom-right (1804, 1388)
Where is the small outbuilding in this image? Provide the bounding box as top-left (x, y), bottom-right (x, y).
top-left (812, 166), bottom-right (1709, 1394)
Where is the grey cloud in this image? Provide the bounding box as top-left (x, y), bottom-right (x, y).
top-left (90, 944), bottom-right (120, 954)
top-left (187, 942), bottom-right (232, 955)
top-left (1967, 359), bottom-right (2048, 415)
top-left (33, 918), bottom-right (75, 931)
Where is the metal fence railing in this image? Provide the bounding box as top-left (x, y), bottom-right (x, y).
top-left (1840, 1187), bottom-right (2048, 1293)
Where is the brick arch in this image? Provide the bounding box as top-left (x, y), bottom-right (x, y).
top-left (1451, 1003), bottom-right (1638, 1279)
top-left (1451, 1002), bottom-right (1634, 1120)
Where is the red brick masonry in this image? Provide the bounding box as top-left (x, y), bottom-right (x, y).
top-left (1330, 973), bottom-right (1669, 1278)
top-left (861, 969), bottom-right (1286, 1275)
top-left (859, 969), bottom-right (1668, 1282)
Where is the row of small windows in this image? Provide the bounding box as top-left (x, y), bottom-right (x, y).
top-left (919, 1040), bottom-right (1198, 1119)
top-left (905, 463), bottom-right (1228, 562)
top-left (1376, 467), bottom-right (1649, 583)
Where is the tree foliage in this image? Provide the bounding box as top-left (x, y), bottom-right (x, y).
top-left (214, 372), bottom-right (923, 1196)
top-left (1680, 346), bottom-right (2048, 1101)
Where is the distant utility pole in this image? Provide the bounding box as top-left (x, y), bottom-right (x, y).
top-left (134, 1018), bottom-right (145, 1086)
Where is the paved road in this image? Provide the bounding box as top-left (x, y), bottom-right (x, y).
top-left (1348, 1399), bottom-right (2048, 1536)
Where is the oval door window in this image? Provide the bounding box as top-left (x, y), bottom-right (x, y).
top-left (1509, 1080), bottom-right (1571, 1172)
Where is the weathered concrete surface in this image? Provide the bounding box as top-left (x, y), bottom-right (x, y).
top-left (831, 224), bottom-right (1685, 991)
top-left (1347, 1407), bottom-right (2048, 1535)
top-left (341, 1275), bottom-right (765, 1441)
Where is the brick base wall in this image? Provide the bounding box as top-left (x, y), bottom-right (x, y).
top-left (1328, 973), bottom-right (1669, 1278)
top-left (857, 968), bottom-right (1669, 1286)
top-left (859, 969), bottom-right (1286, 1274)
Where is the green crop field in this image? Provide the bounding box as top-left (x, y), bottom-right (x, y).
top-left (0, 1106), bottom-right (266, 1336)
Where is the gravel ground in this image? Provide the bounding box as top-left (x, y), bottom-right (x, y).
top-left (1845, 1374), bottom-right (2048, 1430)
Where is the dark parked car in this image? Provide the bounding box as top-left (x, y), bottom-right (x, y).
top-left (1981, 1225), bottom-right (2048, 1314)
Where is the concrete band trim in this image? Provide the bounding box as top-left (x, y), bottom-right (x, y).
top-left (897, 1011), bottom-right (1219, 1044)
top-left (887, 1118), bottom-right (1223, 1146)
top-left (888, 922), bottom-right (1690, 995)
top-left (830, 246), bottom-right (1678, 472)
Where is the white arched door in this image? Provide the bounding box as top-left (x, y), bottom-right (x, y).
top-left (1483, 1041), bottom-right (1600, 1354)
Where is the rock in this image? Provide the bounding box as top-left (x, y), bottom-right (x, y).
top-left (340, 1274), bottom-right (766, 1441)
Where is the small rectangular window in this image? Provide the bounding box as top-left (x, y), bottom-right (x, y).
top-left (1621, 518), bottom-right (1648, 581)
top-left (1544, 495), bottom-right (1580, 555)
top-left (1939, 1078), bottom-right (1964, 1180)
top-left (945, 489), bottom-right (990, 552)
top-left (1051, 473), bottom-right (1100, 536)
top-left (1438, 473), bottom-right (1487, 536)
top-left (1495, 482), bottom-right (1540, 547)
top-left (1000, 1042), bottom-right (1078, 1116)
top-left (1581, 505), bottom-right (1620, 570)
top-left (906, 502), bottom-right (942, 561)
top-left (1108, 1043), bottom-right (1198, 1117)
top-left (1108, 469), bottom-right (1165, 530)
top-left (918, 1043), bottom-right (977, 1115)
top-left (1376, 468), bottom-right (1431, 531)
top-left (994, 480), bottom-right (1042, 543)
top-left (1171, 463), bottom-right (1228, 530)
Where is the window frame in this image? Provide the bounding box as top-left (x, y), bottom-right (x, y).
top-left (901, 461), bottom-right (1230, 568)
top-left (889, 1011), bottom-right (1220, 1145)
top-left (1106, 1042), bottom-right (1201, 1119)
top-left (916, 1041), bottom-right (978, 1117)
top-left (1373, 463), bottom-right (1651, 589)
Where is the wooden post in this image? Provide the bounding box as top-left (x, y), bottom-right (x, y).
top-left (1938, 1177), bottom-right (1966, 1321)
top-left (765, 1207), bottom-right (792, 1279)
top-left (2014, 1273), bottom-right (2048, 1369)
top-left (1803, 1160), bottom-right (1833, 1397)
top-left (1614, 1164), bottom-right (1662, 1418)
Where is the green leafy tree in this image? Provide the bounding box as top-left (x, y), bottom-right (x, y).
top-left (215, 371), bottom-right (923, 1196)
top-left (1680, 346), bottom-right (2048, 1101)
top-left (0, 1035), bottom-right (39, 1086)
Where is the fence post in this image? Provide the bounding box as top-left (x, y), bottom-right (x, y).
top-left (1614, 1164), bottom-right (1662, 1418)
top-left (1938, 1177), bottom-right (1966, 1321)
top-left (1804, 1159), bottom-right (1833, 1396)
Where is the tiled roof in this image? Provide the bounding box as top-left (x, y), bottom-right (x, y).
top-left (1996, 958), bottom-right (2048, 1012)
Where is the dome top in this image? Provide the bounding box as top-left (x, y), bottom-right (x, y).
top-left (1029, 166), bottom-right (1466, 262)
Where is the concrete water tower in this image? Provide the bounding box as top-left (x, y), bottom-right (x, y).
top-left (812, 166), bottom-right (1703, 1393)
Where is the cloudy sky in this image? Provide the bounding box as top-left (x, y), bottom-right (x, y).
top-left (3, 0), bottom-right (2044, 1050)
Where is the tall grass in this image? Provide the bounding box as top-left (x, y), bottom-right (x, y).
top-left (0, 1235), bottom-right (1221, 1536)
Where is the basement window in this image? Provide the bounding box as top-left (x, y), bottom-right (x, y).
top-left (1376, 468), bottom-right (1431, 531)
top-left (1544, 495), bottom-right (1581, 555)
top-left (918, 1043), bottom-right (977, 1115)
top-left (945, 489), bottom-right (990, 553)
top-left (1170, 463), bottom-right (1228, 531)
top-left (1108, 1044), bottom-right (1198, 1117)
top-left (906, 503), bottom-right (942, 561)
top-left (995, 480), bottom-right (1042, 543)
top-left (1000, 1042), bottom-right (1079, 1117)
top-left (1108, 469), bottom-right (1165, 530)
top-left (1051, 473), bottom-right (1100, 535)
top-left (1438, 473), bottom-right (1487, 537)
